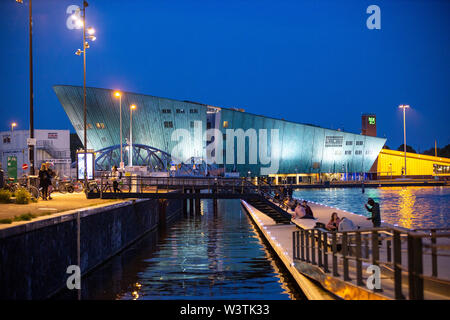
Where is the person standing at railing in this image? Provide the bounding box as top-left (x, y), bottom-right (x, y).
top-left (365, 198), bottom-right (381, 227)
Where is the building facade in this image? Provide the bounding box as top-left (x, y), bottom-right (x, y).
top-left (53, 85), bottom-right (386, 178)
top-left (0, 129), bottom-right (71, 179)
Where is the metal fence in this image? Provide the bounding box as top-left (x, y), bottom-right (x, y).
top-left (292, 226), bottom-right (450, 300)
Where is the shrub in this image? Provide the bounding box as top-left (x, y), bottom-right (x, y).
top-left (0, 189), bottom-right (12, 203)
top-left (0, 218), bottom-right (13, 224)
top-left (15, 188), bottom-right (31, 205)
top-left (13, 213), bottom-right (36, 222)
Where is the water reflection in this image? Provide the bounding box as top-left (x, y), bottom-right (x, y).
top-left (293, 186), bottom-right (450, 229)
top-left (55, 199), bottom-right (303, 300)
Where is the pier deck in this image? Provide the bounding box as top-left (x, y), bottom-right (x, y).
top-left (241, 200), bottom-right (450, 300)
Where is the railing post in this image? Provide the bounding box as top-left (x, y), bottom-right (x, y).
top-left (332, 232), bottom-right (339, 277)
top-left (292, 231), bottom-right (297, 260)
top-left (393, 230), bottom-right (404, 300)
top-left (355, 231), bottom-right (363, 286)
top-left (431, 229), bottom-right (437, 277)
top-left (387, 239), bottom-right (392, 263)
top-left (372, 230), bottom-right (379, 267)
top-left (311, 229), bottom-right (316, 265)
top-left (300, 229), bottom-right (305, 261)
top-left (408, 234), bottom-right (424, 300)
top-left (317, 229), bottom-right (322, 267)
top-left (296, 230), bottom-right (300, 260)
top-left (342, 232), bottom-right (351, 281)
top-left (305, 229), bottom-right (310, 263)
top-left (322, 231), bottom-right (329, 272)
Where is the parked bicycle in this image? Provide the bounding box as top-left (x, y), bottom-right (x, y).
top-left (4, 175), bottom-right (40, 199)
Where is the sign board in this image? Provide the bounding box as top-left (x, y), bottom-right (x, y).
top-left (22, 163), bottom-right (28, 170)
top-left (368, 116), bottom-right (376, 125)
top-left (27, 138), bottom-right (36, 146)
top-left (76, 152), bottom-right (95, 180)
top-left (7, 156), bottom-right (17, 181)
top-left (48, 132), bottom-right (58, 139)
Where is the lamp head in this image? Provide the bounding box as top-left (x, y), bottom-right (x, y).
top-left (114, 91), bottom-right (121, 98)
top-left (130, 104), bottom-right (136, 110)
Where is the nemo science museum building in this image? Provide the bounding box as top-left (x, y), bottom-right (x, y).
top-left (53, 85), bottom-right (386, 182)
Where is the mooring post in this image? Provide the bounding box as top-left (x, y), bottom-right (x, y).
top-left (195, 189), bottom-right (201, 215)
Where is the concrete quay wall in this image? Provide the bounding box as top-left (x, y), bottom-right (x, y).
top-left (0, 198), bottom-right (182, 299)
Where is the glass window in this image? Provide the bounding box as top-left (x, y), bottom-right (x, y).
top-left (190, 109), bottom-right (198, 114)
top-left (176, 109), bottom-right (185, 114)
top-left (164, 121), bottom-right (173, 128)
top-left (345, 150), bottom-right (352, 155)
top-left (346, 141), bottom-right (353, 145)
top-left (162, 109), bottom-right (171, 114)
top-left (2, 135), bottom-right (11, 144)
top-left (223, 121), bottom-right (229, 128)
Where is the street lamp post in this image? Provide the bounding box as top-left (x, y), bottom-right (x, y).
top-left (399, 104), bottom-right (410, 177)
top-left (73, 1), bottom-right (96, 189)
top-left (11, 123), bottom-right (17, 132)
top-left (114, 91), bottom-right (123, 168)
top-left (129, 105), bottom-right (136, 167)
top-left (14, 0), bottom-right (35, 175)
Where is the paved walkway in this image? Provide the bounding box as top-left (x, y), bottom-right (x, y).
top-left (0, 192), bottom-right (123, 227)
top-left (242, 199), bottom-right (450, 300)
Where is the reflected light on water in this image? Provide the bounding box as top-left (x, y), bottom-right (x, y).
top-left (293, 186), bottom-right (450, 229)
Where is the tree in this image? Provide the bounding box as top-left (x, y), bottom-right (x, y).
top-left (397, 144), bottom-right (416, 154)
top-left (423, 144), bottom-right (450, 158)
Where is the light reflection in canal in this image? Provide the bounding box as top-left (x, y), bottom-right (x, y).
top-left (56, 199), bottom-right (304, 300)
top-left (293, 186), bottom-right (450, 229)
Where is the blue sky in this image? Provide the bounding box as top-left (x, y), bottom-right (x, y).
top-left (1, 0), bottom-right (449, 152)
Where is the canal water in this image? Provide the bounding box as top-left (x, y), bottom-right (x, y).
top-left (293, 186), bottom-right (450, 229)
top-left (60, 199), bottom-right (304, 300)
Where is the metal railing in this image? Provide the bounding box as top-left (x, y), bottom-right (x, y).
top-left (292, 226), bottom-right (450, 300)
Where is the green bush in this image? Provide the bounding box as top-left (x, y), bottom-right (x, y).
top-left (0, 218), bottom-right (13, 224)
top-left (0, 189), bottom-right (12, 203)
top-left (13, 213), bottom-right (36, 221)
top-left (15, 188), bottom-right (31, 205)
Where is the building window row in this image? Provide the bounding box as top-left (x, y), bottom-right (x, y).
top-left (434, 164), bottom-right (450, 174)
top-left (3, 135), bottom-right (11, 144)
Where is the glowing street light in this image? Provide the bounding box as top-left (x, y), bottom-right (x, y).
top-left (72, 1), bottom-right (97, 189)
top-left (114, 91), bottom-right (124, 168)
top-left (129, 104), bottom-right (137, 167)
top-left (11, 122), bottom-right (17, 131)
top-left (399, 104), bottom-right (410, 176)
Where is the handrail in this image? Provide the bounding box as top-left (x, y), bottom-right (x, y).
top-left (292, 224), bottom-right (450, 300)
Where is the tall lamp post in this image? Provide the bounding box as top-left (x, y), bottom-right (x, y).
top-left (129, 104), bottom-right (136, 167)
top-left (14, 0), bottom-right (35, 175)
top-left (11, 122), bottom-right (17, 132)
top-left (399, 104), bottom-right (410, 176)
top-left (114, 91), bottom-right (123, 168)
top-left (73, 1), bottom-right (96, 188)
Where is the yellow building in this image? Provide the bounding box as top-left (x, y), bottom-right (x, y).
top-left (377, 149), bottom-right (450, 178)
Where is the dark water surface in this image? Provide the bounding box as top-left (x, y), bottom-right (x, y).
top-left (59, 199), bottom-right (304, 300)
top-left (294, 186), bottom-right (450, 229)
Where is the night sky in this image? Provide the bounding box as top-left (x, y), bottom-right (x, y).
top-left (1, 0), bottom-right (449, 152)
